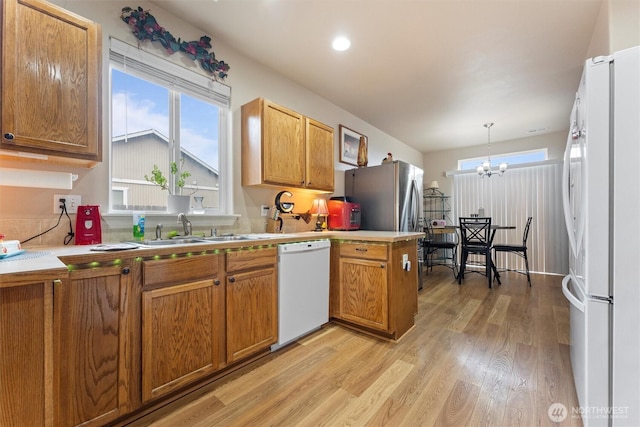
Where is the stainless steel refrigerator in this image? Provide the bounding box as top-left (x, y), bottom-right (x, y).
top-left (345, 160), bottom-right (423, 232)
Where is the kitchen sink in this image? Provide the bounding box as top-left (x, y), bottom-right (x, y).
top-left (200, 235), bottom-right (254, 241)
top-left (132, 238), bottom-right (207, 246)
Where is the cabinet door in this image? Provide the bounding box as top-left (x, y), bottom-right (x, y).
top-left (54, 265), bottom-right (130, 427)
top-left (305, 117), bottom-right (334, 191)
top-left (262, 101), bottom-right (305, 187)
top-left (141, 278), bottom-right (223, 403)
top-left (0, 279), bottom-right (54, 427)
top-left (1, 0), bottom-right (102, 164)
top-left (338, 258), bottom-right (389, 331)
top-left (226, 267), bottom-right (277, 363)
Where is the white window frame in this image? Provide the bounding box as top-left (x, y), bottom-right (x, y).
top-left (107, 37), bottom-right (233, 216)
top-left (458, 148), bottom-right (548, 172)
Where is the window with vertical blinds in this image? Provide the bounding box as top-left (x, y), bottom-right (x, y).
top-left (452, 162), bottom-right (568, 275)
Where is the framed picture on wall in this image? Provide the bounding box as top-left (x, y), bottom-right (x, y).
top-left (339, 125), bottom-right (366, 166)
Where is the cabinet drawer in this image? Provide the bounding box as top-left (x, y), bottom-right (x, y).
top-left (340, 242), bottom-right (388, 261)
top-left (143, 254), bottom-right (219, 287)
top-left (226, 247), bottom-right (277, 273)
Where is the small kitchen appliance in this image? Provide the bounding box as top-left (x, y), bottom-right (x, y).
top-left (75, 205), bottom-right (102, 245)
top-left (327, 196), bottom-right (361, 231)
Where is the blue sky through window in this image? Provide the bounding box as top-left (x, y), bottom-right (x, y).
top-left (459, 149), bottom-right (547, 171)
top-left (111, 69), bottom-right (219, 169)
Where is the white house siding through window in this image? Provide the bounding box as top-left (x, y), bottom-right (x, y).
top-left (452, 162), bottom-right (568, 275)
top-left (111, 130), bottom-right (219, 211)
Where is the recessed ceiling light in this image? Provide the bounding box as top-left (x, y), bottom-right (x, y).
top-left (332, 36), bottom-right (351, 51)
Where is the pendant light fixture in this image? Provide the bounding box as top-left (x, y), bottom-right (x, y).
top-left (477, 122), bottom-right (507, 177)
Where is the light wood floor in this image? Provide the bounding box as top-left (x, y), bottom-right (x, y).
top-left (128, 268), bottom-right (582, 427)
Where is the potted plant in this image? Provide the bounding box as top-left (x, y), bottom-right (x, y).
top-left (145, 159), bottom-right (193, 213)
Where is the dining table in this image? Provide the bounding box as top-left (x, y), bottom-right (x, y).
top-left (427, 223), bottom-right (515, 286)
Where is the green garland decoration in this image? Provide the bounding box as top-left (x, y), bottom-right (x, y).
top-left (120, 6), bottom-right (230, 80)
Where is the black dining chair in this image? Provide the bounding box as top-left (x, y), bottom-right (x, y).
top-left (492, 217), bottom-right (533, 286)
top-left (458, 217), bottom-right (500, 288)
top-left (423, 223), bottom-right (458, 279)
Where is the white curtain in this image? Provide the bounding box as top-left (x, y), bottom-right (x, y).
top-left (452, 162), bottom-right (568, 275)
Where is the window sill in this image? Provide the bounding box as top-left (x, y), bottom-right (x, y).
top-left (101, 213), bottom-right (240, 229)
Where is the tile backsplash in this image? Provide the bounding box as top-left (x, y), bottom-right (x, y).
top-left (1, 213), bottom-right (320, 248)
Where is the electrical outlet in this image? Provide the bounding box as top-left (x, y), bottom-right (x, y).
top-left (261, 205), bottom-right (270, 217)
top-left (53, 194), bottom-right (81, 214)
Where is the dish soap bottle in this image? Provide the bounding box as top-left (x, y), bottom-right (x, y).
top-left (133, 212), bottom-right (145, 240)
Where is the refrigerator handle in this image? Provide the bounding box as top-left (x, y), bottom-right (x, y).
top-left (562, 129), bottom-right (578, 258)
top-left (410, 179), bottom-right (420, 231)
top-left (562, 274), bottom-right (585, 313)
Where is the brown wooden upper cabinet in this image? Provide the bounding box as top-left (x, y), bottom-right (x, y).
top-left (1, 0), bottom-right (102, 166)
top-left (241, 97), bottom-right (334, 192)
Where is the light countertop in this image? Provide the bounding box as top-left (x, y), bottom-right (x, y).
top-left (0, 230), bottom-right (423, 277)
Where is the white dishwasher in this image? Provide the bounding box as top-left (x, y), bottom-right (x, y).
top-left (271, 239), bottom-right (331, 351)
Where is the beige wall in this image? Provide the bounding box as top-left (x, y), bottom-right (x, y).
top-left (608, 0), bottom-right (640, 52)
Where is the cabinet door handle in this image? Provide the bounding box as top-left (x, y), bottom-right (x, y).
top-left (121, 267), bottom-right (130, 275)
top-left (3, 132), bottom-right (15, 140)
top-left (229, 277), bottom-right (235, 283)
top-left (214, 279), bottom-right (221, 286)
top-left (355, 248), bottom-right (368, 252)
top-left (380, 264), bottom-right (385, 268)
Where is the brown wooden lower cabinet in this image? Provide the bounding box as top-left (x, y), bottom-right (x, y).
top-left (226, 247), bottom-right (278, 363)
top-left (331, 240), bottom-right (418, 340)
top-left (54, 264), bottom-right (132, 427)
top-left (141, 254), bottom-right (223, 403)
top-left (141, 279), bottom-right (223, 402)
top-left (0, 277), bottom-right (56, 427)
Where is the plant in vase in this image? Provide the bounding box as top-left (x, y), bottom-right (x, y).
top-left (145, 159), bottom-right (192, 194)
top-left (145, 159), bottom-right (195, 213)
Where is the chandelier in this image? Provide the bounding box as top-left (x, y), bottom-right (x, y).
top-left (477, 122), bottom-right (507, 177)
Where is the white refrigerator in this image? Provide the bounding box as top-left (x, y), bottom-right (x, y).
top-left (561, 45), bottom-right (640, 426)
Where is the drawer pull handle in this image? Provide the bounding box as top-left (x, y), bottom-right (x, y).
top-left (3, 133), bottom-right (15, 140)
top-left (355, 248), bottom-right (368, 252)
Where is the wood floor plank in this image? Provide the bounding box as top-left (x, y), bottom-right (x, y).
top-left (331, 359), bottom-right (414, 426)
top-left (433, 379), bottom-right (481, 427)
top-left (130, 271), bottom-right (583, 427)
top-left (503, 342), bottom-right (538, 427)
top-left (448, 298), bottom-right (482, 333)
top-left (553, 306), bottom-right (571, 345)
top-left (397, 329), bottom-right (475, 426)
top-left (487, 294), bottom-right (511, 325)
top-left (467, 321), bottom-right (517, 426)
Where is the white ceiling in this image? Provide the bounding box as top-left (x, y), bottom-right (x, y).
top-left (151, 0), bottom-right (603, 152)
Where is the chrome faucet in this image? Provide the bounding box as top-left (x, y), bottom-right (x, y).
top-left (155, 223), bottom-right (163, 240)
top-left (177, 213), bottom-right (192, 236)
